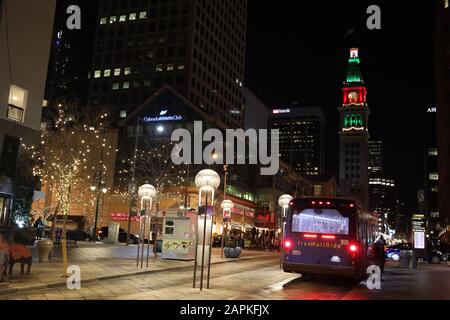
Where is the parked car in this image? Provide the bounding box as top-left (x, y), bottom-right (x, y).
top-left (428, 249), bottom-right (445, 264)
top-left (66, 229), bottom-right (90, 242)
top-left (386, 242), bottom-right (445, 264)
top-left (385, 243), bottom-right (412, 261)
top-left (98, 227), bottom-right (139, 244)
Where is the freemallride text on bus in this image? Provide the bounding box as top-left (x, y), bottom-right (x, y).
top-left (283, 197), bottom-right (379, 279)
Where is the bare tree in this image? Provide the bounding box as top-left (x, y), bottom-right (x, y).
top-left (117, 139), bottom-right (185, 210)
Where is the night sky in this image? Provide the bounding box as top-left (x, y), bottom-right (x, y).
top-left (245, 0), bottom-right (435, 212)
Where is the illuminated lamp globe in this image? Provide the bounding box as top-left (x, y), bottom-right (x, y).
top-left (278, 194), bottom-right (293, 209)
top-left (195, 169), bottom-right (220, 191)
top-left (138, 184), bottom-right (157, 199)
top-left (221, 199), bottom-right (234, 211)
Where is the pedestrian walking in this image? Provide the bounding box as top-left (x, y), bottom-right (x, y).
top-left (34, 217), bottom-right (44, 240)
top-left (371, 235), bottom-right (387, 279)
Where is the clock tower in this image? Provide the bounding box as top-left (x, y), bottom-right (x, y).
top-left (338, 48), bottom-right (370, 207)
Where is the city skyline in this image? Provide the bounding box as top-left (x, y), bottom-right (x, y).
top-left (246, 0), bottom-right (435, 213)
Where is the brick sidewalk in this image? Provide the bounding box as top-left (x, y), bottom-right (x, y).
top-left (0, 243), bottom-right (270, 295)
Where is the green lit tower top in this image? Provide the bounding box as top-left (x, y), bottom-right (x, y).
top-left (346, 48), bottom-right (364, 84)
top-left (338, 48), bottom-right (370, 208)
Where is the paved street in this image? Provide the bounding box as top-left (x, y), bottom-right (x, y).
top-left (1, 244), bottom-right (449, 300)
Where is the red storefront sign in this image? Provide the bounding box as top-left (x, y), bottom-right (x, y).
top-left (111, 213), bottom-right (140, 222)
top-left (231, 208), bottom-right (255, 217)
top-left (245, 211), bottom-right (255, 218)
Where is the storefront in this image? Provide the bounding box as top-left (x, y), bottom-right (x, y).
top-left (227, 205), bottom-right (256, 247)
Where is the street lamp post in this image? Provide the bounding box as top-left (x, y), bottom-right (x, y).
top-left (193, 169), bottom-right (220, 291)
top-left (127, 118), bottom-right (141, 246)
top-left (221, 199), bottom-right (234, 258)
top-left (90, 171), bottom-right (108, 243)
top-left (278, 194), bottom-right (293, 269)
top-left (137, 184), bottom-right (156, 268)
top-left (220, 164), bottom-right (228, 258)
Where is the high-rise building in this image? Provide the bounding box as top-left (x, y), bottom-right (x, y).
top-left (368, 140), bottom-right (383, 177)
top-left (368, 139), bottom-right (398, 233)
top-left (45, 0), bottom-right (100, 106)
top-left (338, 48), bottom-right (370, 207)
top-left (0, 0), bottom-right (56, 230)
top-left (423, 106), bottom-right (440, 232)
top-left (88, 0), bottom-right (248, 128)
top-left (270, 106), bottom-right (325, 176)
top-left (435, 0), bottom-right (450, 226)
top-left (369, 178), bottom-right (396, 233)
top-left (243, 88), bottom-right (269, 131)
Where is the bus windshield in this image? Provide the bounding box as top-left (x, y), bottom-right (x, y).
top-left (291, 208), bottom-right (350, 235)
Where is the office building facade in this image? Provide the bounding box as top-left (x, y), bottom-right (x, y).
top-left (435, 0), bottom-right (450, 226)
top-left (45, 0), bottom-right (100, 106)
top-left (270, 106), bottom-right (325, 176)
top-left (88, 0), bottom-right (248, 128)
top-left (0, 0), bottom-right (56, 229)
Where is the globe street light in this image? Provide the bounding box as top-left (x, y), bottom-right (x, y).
top-left (220, 199), bottom-right (234, 258)
top-left (278, 194), bottom-right (293, 269)
top-left (194, 169), bottom-right (220, 291)
top-left (137, 184), bottom-right (156, 268)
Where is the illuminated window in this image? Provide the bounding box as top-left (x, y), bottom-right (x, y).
top-left (129, 13), bottom-right (137, 20)
top-left (429, 173), bottom-right (439, 181)
top-left (7, 85), bottom-right (28, 122)
top-left (94, 70), bottom-right (101, 78)
top-left (139, 11), bottom-right (147, 19)
top-left (109, 16), bottom-right (117, 24)
top-left (431, 186), bottom-right (438, 193)
top-left (124, 67), bottom-right (131, 75)
top-left (428, 148), bottom-right (438, 156)
top-left (100, 17), bottom-right (107, 25)
top-left (120, 110), bottom-right (127, 118)
top-left (344, 114), bottom-right (363, 127)
top-left (112, 83), bottom-right (120, 90)
top-left (104, 69), bottom-right (111, 77)
top-left (178, 64), bottom-right (185, 70)
top-left (156, 64), bottom-right (163, 72)
top-left (122, 82), bottom-right (130, 89)
top-left (119, 15), bottom-right (127, 22)
top-left (313, 185), bottom-right (322, 197)
top-left (445, 0), bottom-right (449, 9)
top-left (114, 68), bottom-right (121, 76)
top-left (167, 63), bottom-right (175, 71)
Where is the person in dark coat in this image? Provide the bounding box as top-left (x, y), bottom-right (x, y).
top-left (372, 235), bottom-right (387, 278)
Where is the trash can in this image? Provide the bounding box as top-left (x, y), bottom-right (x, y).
top-left (400, 250), bottom-right (417, 269)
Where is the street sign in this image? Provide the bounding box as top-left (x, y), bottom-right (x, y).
top-left (412, 214), bottom-right (426, 250)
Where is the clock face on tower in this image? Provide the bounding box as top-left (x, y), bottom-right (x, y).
top-left (348, 91), bottom-right (359, 103)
